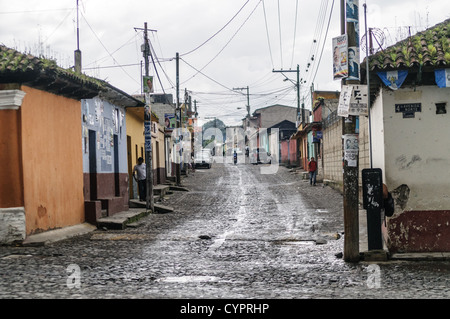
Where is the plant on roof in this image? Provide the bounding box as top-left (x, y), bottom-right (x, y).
top-left (445, 52), bottom-right (450, 63)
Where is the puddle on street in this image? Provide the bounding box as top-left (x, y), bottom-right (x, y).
top-left (2, 254), bottom-right (33, 259)
top-left (156, 275), bottom-right (220, 283)
top-left (272, 240), bottom-right (316, 246)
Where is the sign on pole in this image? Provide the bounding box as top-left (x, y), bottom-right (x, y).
top-left (338, 84), bottom-right (368, 117)
top-left (349, 84), bottom-right (368, 116)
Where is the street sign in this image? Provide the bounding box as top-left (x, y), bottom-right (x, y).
top-left (395, 103), bottom-right (421, 118)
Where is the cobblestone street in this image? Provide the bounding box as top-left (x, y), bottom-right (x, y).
top-left (1, 162), bottom-right (449, 303)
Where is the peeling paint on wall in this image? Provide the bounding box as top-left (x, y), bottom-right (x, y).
top-left (387, 210), bottom-right (450, 253)
top-left (391, 184), bottom-right (410, 211)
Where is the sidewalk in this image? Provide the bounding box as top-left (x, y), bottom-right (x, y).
top-left (21, 183), bottom-right (180, 246)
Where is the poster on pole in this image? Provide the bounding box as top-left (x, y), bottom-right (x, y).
top-left (347, 46), bottom-right (360, 81)
top-left (143, 76), bottom-right (154, 93)
top-left (332, 35), bottom-right (348, 80)
top-left (343, 134), bottom-right (359, 167)
top-left (338, 85), bottom-right (368, 117)
top-left (338, 85), bottom-right (353, 117)
top-left (164, 113), bottom-right (176, 131)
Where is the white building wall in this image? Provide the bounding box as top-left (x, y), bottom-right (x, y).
top-left (379, 86), bottom-right (450, 211)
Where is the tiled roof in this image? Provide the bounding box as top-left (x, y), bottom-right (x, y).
top-left (0, 45), bottom-right (144, 107)
top-left (367, 18), bottom-right (450, 71)
top-left (0, 45), bottom-right (105, 98)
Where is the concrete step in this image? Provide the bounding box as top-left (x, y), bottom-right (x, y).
top-left (96, 209), bottom-right (149, 230)
top-left (128, 199), bottom-right (174, 214)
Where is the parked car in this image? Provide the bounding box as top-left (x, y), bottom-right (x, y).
top-left (250, 148), bottom-right (271, 164)
top-left (194, 149), bottom-right (212, 169)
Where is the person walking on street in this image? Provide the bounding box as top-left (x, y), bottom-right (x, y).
top-left (308, 157), bottom-right (317, 186)
top-left (133, 157), bottom-right (147, 201)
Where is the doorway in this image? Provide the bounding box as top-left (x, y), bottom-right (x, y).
top-left (88, 130), bottom-right (97, 201)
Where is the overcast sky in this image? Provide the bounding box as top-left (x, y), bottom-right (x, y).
top-left (1, 0), bottom-right (449, 125)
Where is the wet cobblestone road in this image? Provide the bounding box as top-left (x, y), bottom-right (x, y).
top-left (1, 163), bottom-right (449, 301)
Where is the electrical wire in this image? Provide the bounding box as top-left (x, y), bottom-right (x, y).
top-left (81, 12), bottom-right (140, 86)
top-left (180, 57), bottom-right (234, 92)
top-left (180, 0), bottom-right (262, 86)
top-left (310, 0), bottom-right (335, 84)
top-left (261, 0), bottom-right (274, 69)
top-left (290, 0), bottom-right (299, 69)
top-left (42, 8), bottom-right (75, 45)
top-left (277, 0), bottom-right (283, 67)
top-left (180, 0), bottom-right (251, 57)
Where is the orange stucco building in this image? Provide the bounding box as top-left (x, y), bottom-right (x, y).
top-left (0, 45), bottom-right (143, 243)
top-left (0, 86), bottom-right (85, 241)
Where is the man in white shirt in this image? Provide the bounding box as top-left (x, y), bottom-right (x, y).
top-left (133, 157), bottom-right (147, 201)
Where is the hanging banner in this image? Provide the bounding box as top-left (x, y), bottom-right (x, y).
top-left (332, 35), bottom-right (349, 80)
top-left (346, 0), bottom-right (360, 81)
top-left (435, 69), bottom-right (450, 88)
top-left (377, 70), bottom-right (408, 90)
top-left (346, 0), bottom-right (359, 22)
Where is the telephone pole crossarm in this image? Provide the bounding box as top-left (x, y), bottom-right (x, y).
top-left (233, 86), bottom-right (250, 118)
top-left (273, 65), bottom-right (301, 125)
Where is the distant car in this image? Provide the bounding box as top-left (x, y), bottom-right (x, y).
top-left (194, 149), bottom-right (212, 168)
top-left (250, 148), bottom-right (271, 164)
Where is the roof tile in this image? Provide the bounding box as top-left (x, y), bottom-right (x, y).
top-left (368, 18), bottom-right (450, 71)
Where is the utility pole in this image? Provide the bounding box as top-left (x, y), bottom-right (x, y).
top-left (74, 0), bottom-right (82, 73)
top-left (341, 0), bottom-right (360, 262)
top-left (272, 65), bottom-right (301, 126)
top-left (233, 86), bottom-right (250, 118)
top-left (175, 52), bottom-right (181, 186)
top-left (143, 22), bottom-right (154, 214)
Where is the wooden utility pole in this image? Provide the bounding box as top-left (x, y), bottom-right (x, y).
top-left (233, 86), bottom-right (250, 118)
top-left (272, 65), bottom-right (301, 125)
top-left (175, 52), bottom-right (181, 186)
top-left (341, 0), bottom-right (360, 262)
top-left (143, 22), bottom-right (154, 214)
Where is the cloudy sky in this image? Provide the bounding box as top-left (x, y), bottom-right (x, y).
top-left (1, 0), bottom-right (449, 125)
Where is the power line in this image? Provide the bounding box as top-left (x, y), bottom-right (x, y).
top-left (81, 12), bottom-right (140, 86)
top-left (83, 63), bottom-right (140, 70)
top-left (180, 0), bottom-right (262, 86)
top-left (261, 0), bottom-right (274, 68)
top-left (180, 0), bottom-right (251, 56)
top-left (277, 0), bottom-right (283, 67)
top-left (310, 0), bottom-right (335, 84)
top-left (290, 0), bottom-right (299, 69)
top-left (180, 57), bottom-right (234, 92)
top-left (0, 8), bottom-right (72, 14)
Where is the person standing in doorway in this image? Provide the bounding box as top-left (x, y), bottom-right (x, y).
top-left (133, 157), bottom-right (147, 201)
top-left (308, 157), bottom-right (317, 186)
